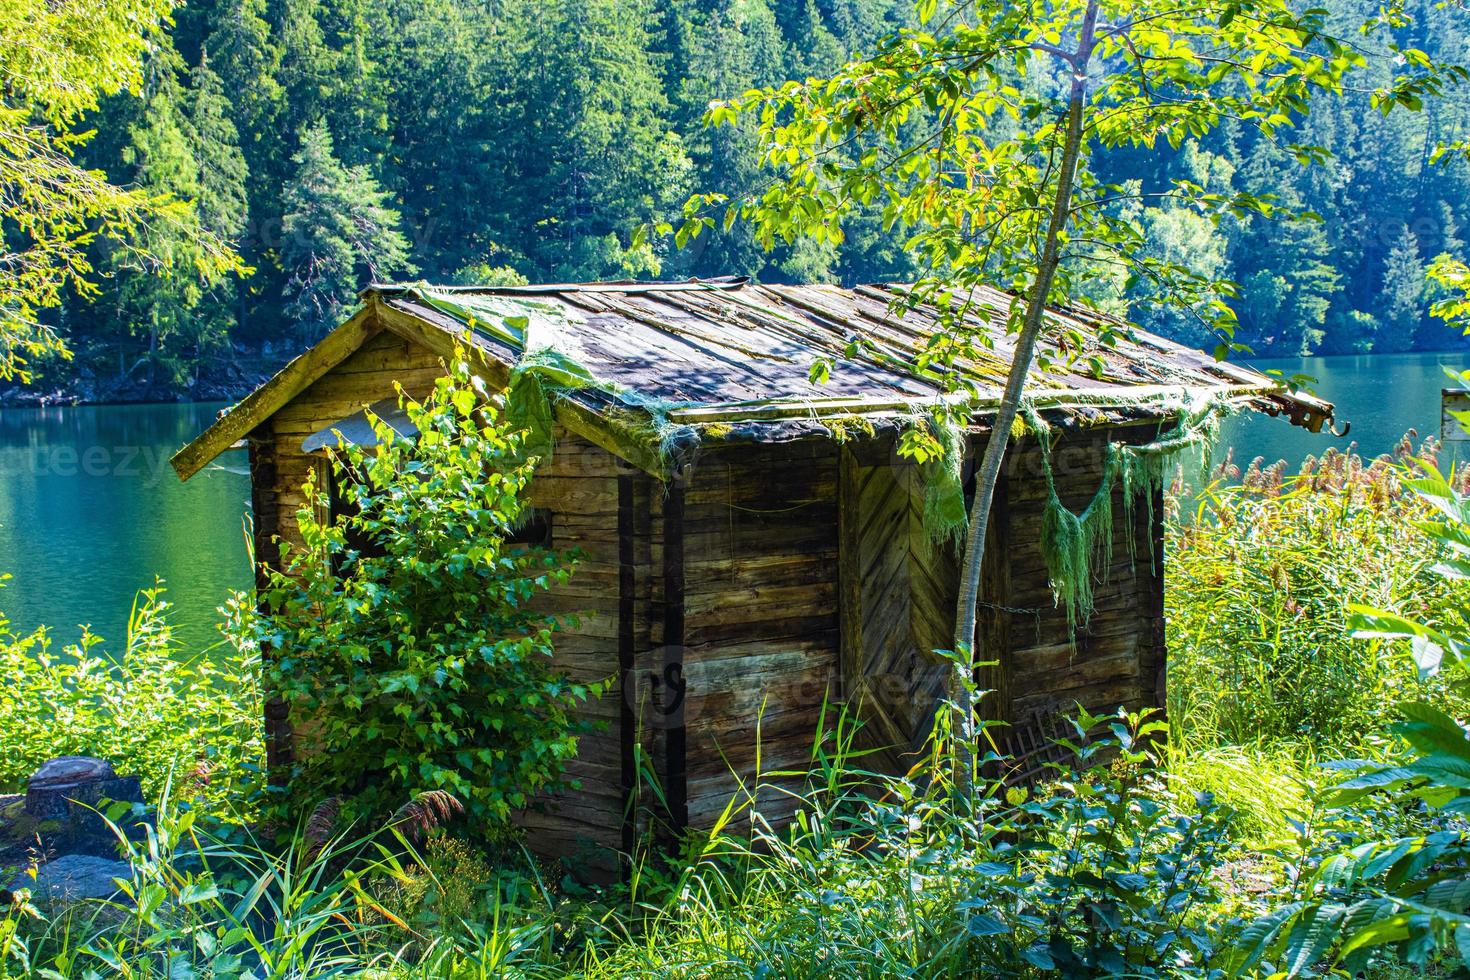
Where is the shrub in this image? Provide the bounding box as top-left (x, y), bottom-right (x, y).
top-left (0, 583), bottom-right (260, 811)
top-left (243, 354), bottom-right (597, 828)
top-left (1166, 439), bottom-right (1470, 752)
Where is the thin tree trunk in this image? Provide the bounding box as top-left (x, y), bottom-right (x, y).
top-left (951, 0), bottom-right (1098, 786)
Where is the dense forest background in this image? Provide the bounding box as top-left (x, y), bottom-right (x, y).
top-left (32, 0), bottom-right (1470, 399)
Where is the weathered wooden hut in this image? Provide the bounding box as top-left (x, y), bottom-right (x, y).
top-left (173, 278), bottom-right (1332, 871)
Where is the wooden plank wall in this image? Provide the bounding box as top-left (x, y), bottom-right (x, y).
top-left (833, 424), bottom-right (1166, 778)
top-left (998, 426), bottom-right (1167, 724)
top-left (519, 433), bottom-right (657, 878)
top-left (675, 440), bottom-right (842, 832)
top-left (262, 328), bottom-right (446, 554)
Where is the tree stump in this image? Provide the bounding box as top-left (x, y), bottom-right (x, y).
top-left (23, 757), bottom-right (142, 855)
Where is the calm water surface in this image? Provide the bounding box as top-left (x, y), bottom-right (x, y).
top-left (1217, 350), bottom-right (1469, 468)
top-left (0, 351), bottom-right (1462, 648)
top-left (0, 403), bottom-right (251, 653)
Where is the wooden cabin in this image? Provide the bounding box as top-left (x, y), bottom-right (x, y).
top-left (173, 278), bottom-right (1333, 874)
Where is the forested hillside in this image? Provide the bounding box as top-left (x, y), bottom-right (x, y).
top-left (38, 0), bottom-right (1470, 398)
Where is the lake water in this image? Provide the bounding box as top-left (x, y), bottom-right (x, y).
top-left (1217, 350), bottom-right (1469, 467)
top-left (0, 403), bottom-right (251, 653)
top-left (0, 350), bottom-right (1461, 650)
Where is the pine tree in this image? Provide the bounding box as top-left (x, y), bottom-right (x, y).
top-left (206, 0), bottom-right (283, 172)
top-left (1439, 200), bottom-right (1464, 260)
top-left (508, 0), bottom-right (692, 280)
top-left (186, 52), bottom-right (250, 242)
top-left (773, 0), bottom-right (843, 75)
top-left (1233, 148), bottom-right (1341, 354)
top-left (1379, 226), bottom-right (1427, 352)
top-left (280, 120), bottom-right (413, 340)
top-left (316, 0), bottom-right (391, 174)
top-left (277, 0), bottom-right (336, 141)
top-left (667, 0), bottom-right (791, 278)
top-left (382, 0), bottom-right (515, 279)
top-left (87, 54), bottom-right (242, 388)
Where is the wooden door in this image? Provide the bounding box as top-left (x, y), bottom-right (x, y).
top-left (838, 448), bottom-right (960, 768)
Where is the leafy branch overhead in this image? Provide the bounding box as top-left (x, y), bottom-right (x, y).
top-left (685, 2), bottom-right (1458, 371)
top-left (0, 0), bottom-right (246, 382)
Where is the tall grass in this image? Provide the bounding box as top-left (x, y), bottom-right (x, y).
top-left (1165, 439), bottom-right (1469, 754)
top-left (2, 709), bottom-right (1254, 979)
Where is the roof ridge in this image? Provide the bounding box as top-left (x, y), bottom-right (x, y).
top-left (362, 276), bottom-right (751, 298)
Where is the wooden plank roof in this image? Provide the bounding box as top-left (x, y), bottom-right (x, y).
top-left (172, 277), bottom-right (1335, 481)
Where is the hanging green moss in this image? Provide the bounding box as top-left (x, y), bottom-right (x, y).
top-left (1028, 393), bottom-right (1234, 631)
top-left (921, 410), bottom-right (969, 549)
top-left (402, 286), bottom-right (1237, 573)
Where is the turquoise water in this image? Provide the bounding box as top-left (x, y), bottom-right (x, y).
top-left (0, 403), bottom-right (252, 654)
top-left (0, 352), bottom-right (1460, 649)
top-left (1216, 351), bottom-right (1468, 469)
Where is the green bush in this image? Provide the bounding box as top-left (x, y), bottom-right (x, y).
top-left (0, 583), bottom-right (260, 811)
top-left (1166, 441), bottom-right (1469, 752)
top-left (242, 354), bottom-right (598, 828)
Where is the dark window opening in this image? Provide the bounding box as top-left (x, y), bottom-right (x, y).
top-left (507, 508), bottom-right (554, 549)
top-left (325, 454), bottom-right (553, 575)
top-left (326, 459), bottom-right (387, 575)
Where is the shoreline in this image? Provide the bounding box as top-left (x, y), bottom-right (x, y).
top-left (0, 347), bottom-right (286, 410)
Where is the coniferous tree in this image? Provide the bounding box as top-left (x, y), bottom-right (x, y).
top-left (385, 0), bottom-right (515, 279)
top-left (1234, 149), bottom-right (1341, 355)
top-left (509, 0), bottom-right (692, 280)
top-left (276, 0), bottom-right (336, 142)
top-left (315, 0), bottom-right (391, 174)
top-left (84, 54), bottom-right (244, 387)
top-left (1379, 226), bottom-right (1428, 353)
top-left (774, 0), bottom-right (844, 74)
top-left (186, 53), bottom-right (250, 244)
top-left (279, 120), bottom-right (412, 340)
top-left (667, 0), bottom-right (790, 278)
top-left (206, 0), bottom-right (283, 184)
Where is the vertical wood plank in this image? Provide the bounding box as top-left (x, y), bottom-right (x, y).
top-left (837, 446), bottom-right (863, 702)
top-left (617, 473), bottom-right (637, 857)
top-left (1146, 482), bottom-right (1167, 710)
top-left (662, 482), bottom-right (688, 832)
top-left (249, 425), bottom-right (293, 783)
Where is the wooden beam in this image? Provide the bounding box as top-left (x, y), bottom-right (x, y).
top-left (171, 307), bottom-right (382, 481)
top-left (664, 382), bottom-right (1283, 426)
top-left (248, 425), bottom-right (294, 784)
top-left (663, 484), bottom-right (688, 833)
top-left (617, 473), bottom-right (637, 859)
